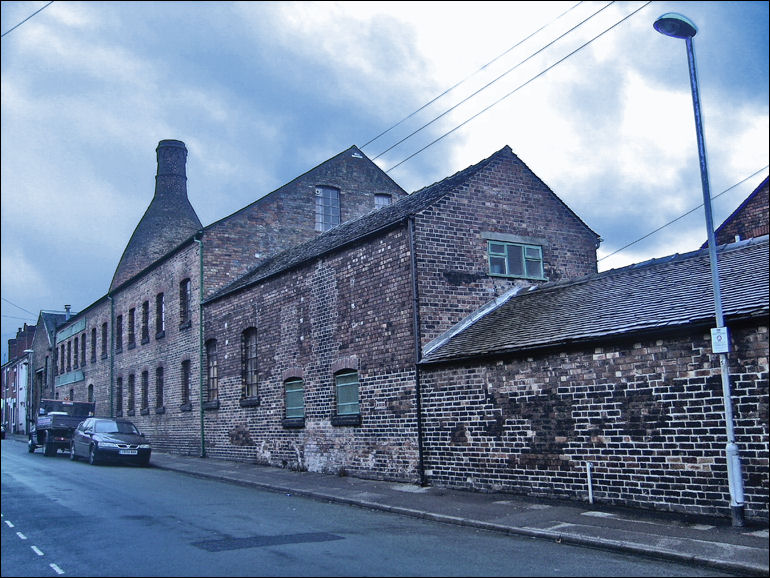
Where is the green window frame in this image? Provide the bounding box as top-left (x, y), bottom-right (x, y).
top-left (284, 378), bottom-right (305, 419)
top-left (488, 241), bottom-right (544, 280)
top-left (335, 370), bottom-right (360, 416)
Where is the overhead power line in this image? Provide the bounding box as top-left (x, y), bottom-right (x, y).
top-left (1, 1), bottom-right (54, 38)
top-left (385, 1), bottom-right (653, 174)
top-left (371, 1), bottom-right (614, 162)
top-left (1, 297), bottom-right (37, 317)
top-left (598, 166), bottom-right (770, 263)
top-left (361, 1), bottom-right (585, 151)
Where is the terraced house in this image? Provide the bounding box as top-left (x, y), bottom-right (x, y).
top-left (25, 140), bottom-right (768, 523)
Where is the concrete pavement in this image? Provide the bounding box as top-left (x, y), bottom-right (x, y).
top-left (6, 434), bottom-right (768, 575)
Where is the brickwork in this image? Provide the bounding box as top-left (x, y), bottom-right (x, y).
top-left (414, 151), bottom-right (599, 345)
top-left (715, 178), bottom-right (769, 245)
top-left (202, 226), bottom-right (421, 480)
top-left (420, 322), bottom-right (769, 520)
top-left (202, 147), bottom-right (406, 298)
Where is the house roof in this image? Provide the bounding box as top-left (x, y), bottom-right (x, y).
top-left (420, 235), bottom-right (769, 365)
top-left (205, 145), bottom-right (512, 303)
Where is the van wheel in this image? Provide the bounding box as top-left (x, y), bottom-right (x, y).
top-left (28, 439), bottom-right (35, 453)
top-left (44, 441), bottom-right (56, 457)
top-left (70, 444), bottom-right (78, 461)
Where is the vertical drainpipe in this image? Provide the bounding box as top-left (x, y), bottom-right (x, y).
top-left (194, 232), bottom-right (206, 458)
top-left (408, 216), bottom-right (426, 486)
top-left (107, 294), bottom-right (114, 417)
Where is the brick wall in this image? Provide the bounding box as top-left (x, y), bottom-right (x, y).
top-left (202, 225), bottom-right (421, 480)
top-left (420, 322), bottom-right (769, 521)
top-left (202, 147), bottom-right (406, 298)
top-left (414, 151), bottom-right (599, 346)
top-left (715, 179), bottom-right (769, 245)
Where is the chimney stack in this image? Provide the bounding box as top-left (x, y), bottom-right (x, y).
top-left (155, 139), bottom-right (188, 200)
top-left (65, 305), bottom-right (71, 320)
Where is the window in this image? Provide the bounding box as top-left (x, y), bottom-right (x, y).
top-left (141, 301), bottom-right (150, 344)
top-left (241, 328), bottom-right (258, 399)
top-left (127, 373), bottom-right (135, 415)
top-left (59, 344), bottom-right (65, 374)
top-left (206, 340), bottom-right (218, 404)
top-left (156, 292), bottom-right (165, 338)
top-left (488, 241), bottom-right (544, 280)
top-left (88, 383), bottom-right (94, 403)
top-left (73, 337), bottom-right (79, 369)
top-left (141, 370), bottom-right (149, 412)
top-left (375, 193), bottom-right (392, 209)
top-left (128, 308), bottom-right (136, 348)
top-left (315, 185), bottom-right (340, 232)
top-left (181, 360), bottom-right (191, 407)
top-left (67, 341), bottom-right (72, 372)
top-left (179, 279), bottom-right (192, 327)
top-left (116, 315), bottom-right (123, 352)
top-left (285, 378), bottom-right (305, 419)
top-left (81, 334), bottom-right (86, 366)
top-left (116, 377), bottom-right (123, 417)
top-left (335, 370), bottom-right (360, 416)
top-left (69, 388), bottom-right (74, 401)
top-left (91, 328), bottom-right (97, 363)
top-left (155, 367), bottom-right (164, 410)
top-left (101, 323), bottom-right (108, 359)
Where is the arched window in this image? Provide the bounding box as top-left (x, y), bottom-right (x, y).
top-left (206, 340), bottom-right (218, 402)
top-left (284, 378), bottom-right (305, 419)
top-left (87, 383), bottom-right (94, 403)
top-left (241, 328), bottom-right (258, 399)
top-left (334, 370), bottom-right (359, 416)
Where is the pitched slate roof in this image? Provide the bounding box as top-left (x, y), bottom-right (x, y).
top-left (420, 235), bottom-right (769, 365)
top-left (205, 146), bottom-right (510, 303)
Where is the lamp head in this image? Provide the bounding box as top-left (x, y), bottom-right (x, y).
top-left (654, 13), bottom-right (697, 39)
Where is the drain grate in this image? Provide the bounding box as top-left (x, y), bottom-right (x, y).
top-left (192, 532), bottom-right (344, 552)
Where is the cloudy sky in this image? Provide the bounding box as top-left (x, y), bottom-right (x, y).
top-left (1, 1), bottom-right (768, 362)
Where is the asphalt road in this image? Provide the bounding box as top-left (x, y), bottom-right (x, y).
top-left (1, 441), bottom-right (738, 577)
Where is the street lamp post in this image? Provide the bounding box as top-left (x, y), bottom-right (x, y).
top-left (653, 12), bottom-right (745, 527)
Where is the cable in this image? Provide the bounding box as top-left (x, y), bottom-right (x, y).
top-left (361, 1), bottom-right (585, 151)
top-left (385, 1), bottom-right (652, 173)
top-left (372, 1), bottom-right (614, 162)
top-left (598, 166), bottom-right (770, 262)
top-left (1, 1), bottom-right (54, 38)
top-left (1, 297), bottom-right (37, 317)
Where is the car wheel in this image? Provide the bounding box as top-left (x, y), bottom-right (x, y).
top-left (89, 445), bottom-right (99, 465)
top-left (69, 443), bottom-right (78, 461)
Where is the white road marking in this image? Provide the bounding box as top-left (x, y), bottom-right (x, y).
top-left (4, 520), bottom-right (15, 528)
top-left (17, 531), bottom-right (27, 540)
top-left (31, 545), bottom-right (44, 556)
top-left (50, 563), bottom-right (65, 574)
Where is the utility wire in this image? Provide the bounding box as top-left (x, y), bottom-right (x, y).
top-left (372, 1), bottom-right (614, 162)
top-left (361, 1), bottom-right (585, 151)
top-left (385, 1), bottom-right (652, 173)
top-left (598, 166), bottom-right (770, 262)
top-left (1, 1), bottom-right (54, 38)
top-left (1, 297), bottom-right (37, 317)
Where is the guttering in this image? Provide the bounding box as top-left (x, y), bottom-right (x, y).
top-left (194, 232), bottom-right (206, 458)
top-left (408, 216), bottom-right (426, 486)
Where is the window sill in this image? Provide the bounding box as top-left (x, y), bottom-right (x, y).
top-left (179, 320), bottom-right (192, 331)
top-left (141, 337), bottom-right (150, 345)
top-left (140, 408), bottom-right (149, 416)
top-left (331, 414), bottom-right (361, 427)
top-left (488, 272), bottom-right (548, 282)
top-left (203, 399), bottom-right (220, 411)
top-left (101, 353), bottom-right (108, 360)
top-left (127, 409), bottom-right (135, 417)
top-left (239, 396), bottom-right (260, 408)
top-left (179, 403), bottom-right (192, 412)
top-left (155, 330), bottom-right (165, 340)
top-left (155, 406), bottom-right (166, 415)
top-left (282, 417), bottom-right (305, 429)
top-left (116, 411), bottom-right (123, 417)
top-left (128, 343), bottom-right (136, 350)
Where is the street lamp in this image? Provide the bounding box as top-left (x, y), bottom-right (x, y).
top-left (653, 12), bottom-right (745, 527)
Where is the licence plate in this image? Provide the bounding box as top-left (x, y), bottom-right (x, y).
top-left (119, 449), bottom-right (138, 455)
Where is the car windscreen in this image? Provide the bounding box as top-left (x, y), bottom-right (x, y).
top-left (93, 421), bottom-right (139, 435)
